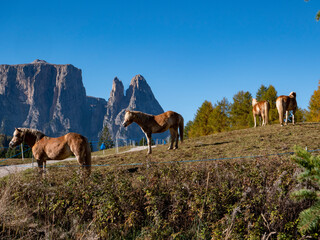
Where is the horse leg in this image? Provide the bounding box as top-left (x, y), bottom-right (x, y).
top-left (168, 128), bottom-right (175, 150)
top-left (277, 104), bottom-right (283, 126)
top-left (292, 110), bottom-right (296, 125)
top-left (259, 116), bottom-right (262, 126)
top-left (36, 159), bottom-right (45, 176)
top-left (174, 128), bottom-right (179, 149)
top-left (285, 111), bottom-right (288, 125)
top-left (74, 153), bottom-right (89, 178)
top-left (70, 139), bottom-right (91, 177)
top-left (146, 133), bottom-right (152, 154)
top-left (261, 113), bottom-right (265, 126)
top-left (254, 115), bottom-right (257, 128)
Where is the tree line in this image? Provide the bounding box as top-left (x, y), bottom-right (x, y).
top-left (0, 134), bottom-right (33, 159)
top-left (185, 81), bottom-right (320, 138)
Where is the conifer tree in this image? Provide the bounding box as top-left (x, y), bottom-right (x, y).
top-left (209, 98), bottom-right (231, 133)
top-left (98, 125), bottom-right (114, 149)
top-left (256, 84), bottom-right (268, 101)
top-left (264, 85), bottom-right (278, 123)
top-left (188, 100), bottom-right (214, 137)
top-left (255, 84), bottom-right (278, 123)
top-left (230, 91), bottom-right (253, 129)
top-left (184, 120), bottom-right (194, 139)
top-left (291, 146), bottom-right (320, 235)
top-left (307, 81), bottom-right (320, 122)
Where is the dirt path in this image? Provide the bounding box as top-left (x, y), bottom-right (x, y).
top-left (0, 157), bottom-right (77, 178)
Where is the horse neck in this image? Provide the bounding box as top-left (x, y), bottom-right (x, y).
top-left (23, 130), bottom-right (44, 148)
top-left (132, 112), bottom-right (152, 126)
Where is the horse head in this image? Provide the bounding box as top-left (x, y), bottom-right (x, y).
top-left (289, 92), bottom-right (296, 98)
top-left (9, 128), bottom-right (24, 148)
top-left (123, 110), bottom-right (134, 127)
top-left (252, 98), bottom-right (258, 107)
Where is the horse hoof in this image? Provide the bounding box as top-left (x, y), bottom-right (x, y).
top-left (168, 147), bottom-right (173, 150)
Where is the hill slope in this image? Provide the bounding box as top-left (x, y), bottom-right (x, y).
top-left (1, 122), bottom-right (319, 239)
top-left (94, 122), bottom-right (320, 166)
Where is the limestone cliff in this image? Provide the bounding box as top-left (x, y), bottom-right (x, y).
top-left (103, 74), bottom-right (168, 141)
top-left (0, 60), bottom-right (106, 140)
top-left (0, 60), bottom-right (168, 142)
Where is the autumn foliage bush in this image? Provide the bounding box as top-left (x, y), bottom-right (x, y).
top-left (0, 155), bottom-right (313, 239)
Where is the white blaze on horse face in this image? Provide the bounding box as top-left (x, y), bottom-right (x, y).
top-left (252, 99), bottom-right (258, 107)
top-left (123, 111), bottom-right (132, 127)
top-left (9, 129), bottom-right (22, 148)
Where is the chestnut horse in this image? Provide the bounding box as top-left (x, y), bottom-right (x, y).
top-left (252, 99), bottom-right (270, 127)
top-left (276, 92), bottom-right (297, 126)
top-left (122, 110), bottom-right (184, 154)
top-left (9, 128), bottom-right (91, 175)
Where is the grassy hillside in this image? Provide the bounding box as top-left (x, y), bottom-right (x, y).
top-left (0, 122), bottom-right (320, 239)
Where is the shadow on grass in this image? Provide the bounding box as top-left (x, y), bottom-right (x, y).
top-left (195, 141), bottom-right (230, 148)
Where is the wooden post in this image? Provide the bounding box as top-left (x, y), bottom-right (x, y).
top-left (20, 144), bottom-right (24, 161)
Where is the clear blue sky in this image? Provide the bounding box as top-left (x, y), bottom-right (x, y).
top-left (1, 0), bottom-right (319, 123)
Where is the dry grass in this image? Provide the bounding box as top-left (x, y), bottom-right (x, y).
top-left (0, 122), bottom-right (319, 239)
top-left (93, 122), bottom-right (320, 167)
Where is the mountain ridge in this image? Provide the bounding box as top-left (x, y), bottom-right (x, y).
top-left (0, 60), bottom-right (168, 141)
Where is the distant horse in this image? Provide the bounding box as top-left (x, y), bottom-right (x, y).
top-left (276, 92), bottom-right (297, 126)
top-left (252, 99), bottom-right (270, 127)
top-left (122, 110), bottom-right (184, 154)
top-left (9, 128), bottom-right (91, 175)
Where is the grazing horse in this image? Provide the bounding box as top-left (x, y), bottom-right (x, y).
top-left (252, 99), bottom-right (270, 127)
top-left (276, 92), bottom-right (297, 126)
top-left (9, 128), bottom-right (91, 175)
top-left (122, 110), bottom-right (184, 154)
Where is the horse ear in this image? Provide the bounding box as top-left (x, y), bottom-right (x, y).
top-left (16, 128), bottom-right (21, 132)
top-left (125, 110), bottom-right (130, 113)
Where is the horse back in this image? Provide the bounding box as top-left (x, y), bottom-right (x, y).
top-left (156, 111), bottom-right (181, 125)
top-left (33, 133), bottom-right (88, 160)
top-left (277, 95), bottom-right (297, 111)
top-left (253, 101), bottom-right (267, 115)
top-left (152, 111), bottom-right (183, 133)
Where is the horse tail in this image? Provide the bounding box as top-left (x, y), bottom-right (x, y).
top-left (276, 98), bottom-right (283, 125)
top-left (179, 114), bottom-right (184, 143)
top-left (265, 101), bottom-right (270, 125)
top-left (84, 137), bottom-right (92, 175)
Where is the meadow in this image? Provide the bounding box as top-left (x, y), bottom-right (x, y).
top-left (0, 122), bottom-right (320, 239)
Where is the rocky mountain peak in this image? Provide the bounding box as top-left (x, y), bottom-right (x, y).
top-left (130, 74), bottom-right (146, 87)
top-left (0, 60), bottom-right (167, 142)
top-left (31, 59), bottom-right (48, 64)
top-left (0, 61), bottom-right (104, 140)
top-left (126, 74), bottom-right (153, 102)
top-left (103, 74), bottom-right (167, 141)
top-left (110, 77), bottom-right (124, 100)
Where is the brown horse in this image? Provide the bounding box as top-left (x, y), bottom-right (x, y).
top-left (122, 110), bottom-right (184, 154)
top-left (252, 99), bottom-right (270, 127)
top-left (9, 128), bottom-right (91, 175)
top-left (276, 92), bottom-right (297, 126)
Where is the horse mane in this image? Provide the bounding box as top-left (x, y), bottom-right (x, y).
top-left (129, 111), bottom-right (154, 120)
top-left (289, 92), bottom-right (296, 98)
top-left (18, 128), bottom-right (46, 141)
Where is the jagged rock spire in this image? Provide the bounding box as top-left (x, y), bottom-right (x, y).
top-left (109, 77), bottom-right (124, 101)
top-left (103, 74), bottom-right (167, 140)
